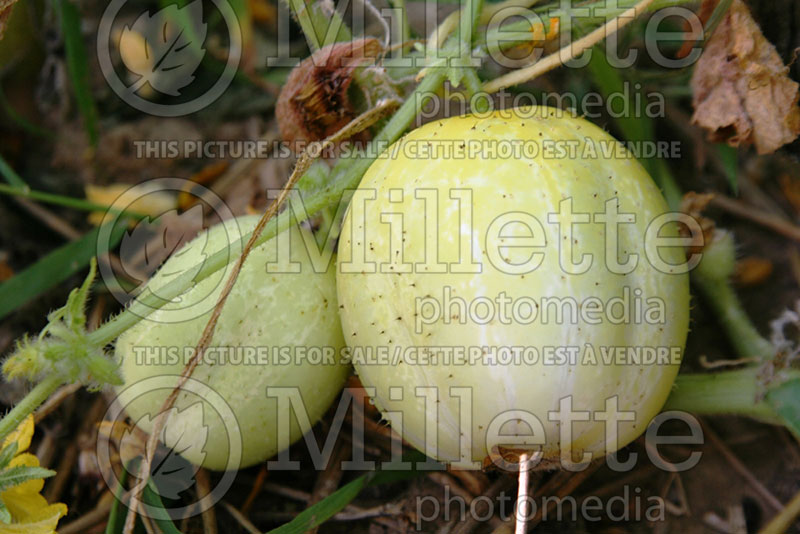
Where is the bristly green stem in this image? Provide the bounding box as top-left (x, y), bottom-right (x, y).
top-left (0, 183), bottom-right (147, 219)
top-left (284, 0), bottom-right (352, 50)
top-left (665, 368), bottom-right (793, 424)
top-left (0, 375), bottom-right (63, 442)
top-left (692, 271), bottom-right (775, 360)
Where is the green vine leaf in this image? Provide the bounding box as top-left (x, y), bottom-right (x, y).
top-left (766, 378), bottom-right (800, 439)
top-left (3, 258), bottom-right (121, 389)
top-left (0, 498), bottom-right (9, 524)
top-left (0, 466), bottom-right (56, 494)
top-left (0, 461), bottom-right (58, 524)
top-left (0, 442), bottom-right (18, 470)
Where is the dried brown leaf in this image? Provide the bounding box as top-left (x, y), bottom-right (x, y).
top-left (276, 38), bottom-right (382, 151)
top-left (691, 0), bottom-right (800, 154)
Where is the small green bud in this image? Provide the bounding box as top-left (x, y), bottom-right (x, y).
top-left (694, 230), bottom-right (736, 283)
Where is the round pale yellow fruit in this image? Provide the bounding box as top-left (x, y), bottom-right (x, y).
top-left (336, 106), bottom-right (690, 469)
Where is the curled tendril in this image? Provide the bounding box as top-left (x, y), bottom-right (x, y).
top-left (2, 259), bottom-right (121, 390)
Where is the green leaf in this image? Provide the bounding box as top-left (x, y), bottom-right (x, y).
top-left (267, 474), bottom-right (371, 534)
top-left (140, 482), bottom-right (183, 534)
top-left (766, 379), bottom-right (800, 439)
top-left (0, 498), bottom-right (10, 524)
top-left (446, 66), bottom-right (465, 89)
top-left (0, 465), bottom-right (56, 492)
top-left (0, 86), bottom-right (53, 139)
top-left (0, 178), bottom-right (150, 219)
top-left (57, 0), bottom-right (99, 146)
top-left (0, 223), bottom-right (126, 320)
top-left (0, 442), bottom-right (18, 470)
top-left (0, 153), bottom-right (26, 188)
top-left (61, 255), bottom-right (97, 332)
top-left (105, 460), bottom-right (132, 534)
top-left (587, 50), bottom-right (682, 210)
top-left (702, 0), bottom-right (733, 44)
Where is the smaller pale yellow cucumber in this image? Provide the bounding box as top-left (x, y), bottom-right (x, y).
top-left (115, 216), bottom-right (349, 470)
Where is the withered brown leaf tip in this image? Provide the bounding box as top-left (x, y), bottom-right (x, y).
top-left (690, 0), bottom-right (800, 155)
top-left (276, 38), bottom-right (383, 151)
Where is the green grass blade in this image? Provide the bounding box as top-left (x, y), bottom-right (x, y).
top-left (0, 153), bottom-right (26, 188)
top-left (140, 482), bottom-right (183, 534)
top-left (57, 0), bottom-right (99, 146)
top-left (266, 453), bottom-right (434, 534)
top-left (0, 86), bottom-right (53, 139)
top-left (266, 474), bottom-right (370, 534)
top-left (717, 144), bottom-right (738, 195)
top-left (104, 460), bottom-right (130, 534)
top-left (587, 50), bottom-right (682, 210)
top-left (0, 222), bottom-right (126, 320)
top-left (0, 182), bottom-right (147, 218)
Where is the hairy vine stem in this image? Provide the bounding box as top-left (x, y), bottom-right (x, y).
top-left (0, 375), bottom-right (62, 441)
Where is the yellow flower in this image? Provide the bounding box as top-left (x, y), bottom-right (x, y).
top-left (0, 415), bottom-right (67, 534)
top-left (85, 183), bottom-right (176, 226)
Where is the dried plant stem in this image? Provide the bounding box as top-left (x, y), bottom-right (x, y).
top-left (222, 502), bottom-right (262, 534)
top-left (34, 383), bottom-right (81, 423)
top-left (482, 0), bottom-right (657, 93)
top-left (196, 469), bottom-right (218, 534)
top-left (240, 463), bottom-right (268, 515)
top-left (515, 453), bottom-right (532, 534)
top-left (703, 422), bottom-right (784, 512)
top-left (711, 194), bottom-right (800, 242)
top-left (58, 491), bottom-right (114, 534)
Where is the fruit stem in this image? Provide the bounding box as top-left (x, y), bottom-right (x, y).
top-left (665, 368), bottom-right (794, 424)
top-left (283, 0), bottom-right (352, 50)
top-left (691, 231), bottom-right (774, 361)
top-left (692, 272), bottom-right (775, 360)
top-left (0, 374), bottom-right (63, 442)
